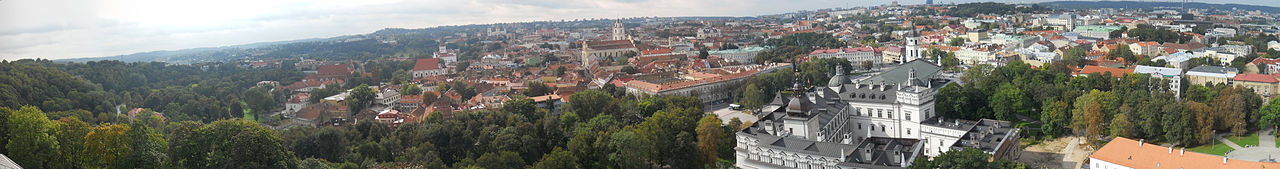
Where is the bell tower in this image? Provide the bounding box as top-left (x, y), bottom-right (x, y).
top-left (611, 19), bottom-right (627, 41)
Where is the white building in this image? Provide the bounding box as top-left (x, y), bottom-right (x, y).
top-left (735, 61), bottom-right (1021, 169)
top-left (710, 46), bottom-right (768, 63)
top-left (1153, 51), bottom-right (1196, 69)
top-left (1196, 48), bottom-right (1241, 65)
top-left (903, 36), bottom-right (925, 64)
top-left (809, 47), bottom-right (880, 64)
top-left (955, 48), bottom-right (995, 65)
top-left (411, 58), bottom-right (448, 78)
top-left (1133, 65), bottom-right (1183, 99)
top-left (611, 19), bottom-right (627, 41)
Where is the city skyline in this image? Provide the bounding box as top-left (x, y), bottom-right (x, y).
top-left (3, 0), bottom-right (1279, 61)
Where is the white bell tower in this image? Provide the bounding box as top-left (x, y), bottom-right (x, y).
top-left (611, 20), bottom-right (627, 41)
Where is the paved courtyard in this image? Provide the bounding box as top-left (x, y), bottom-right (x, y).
top-left (1225, 129), bottom-right (1280, 162)
top-left (709, 106), bottom-right (758, 125)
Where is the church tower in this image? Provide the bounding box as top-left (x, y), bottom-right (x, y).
top-left (903, 28), bottom-right (924, 64)
top-left (611, 19), bottom-right (627, 41)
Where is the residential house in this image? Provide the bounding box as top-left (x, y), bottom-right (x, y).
top-left (1075, 65), bottom-right (1133, 77)
top-left (1073, 25), bottom-right (1122, 39)
top-left (1234, 73), bottom-right (1280, 99)
top-left (1185, 65), bottom-right (1238, 86)
top-left (1128, 41), bottom-right (1162, 57)
top-left (810, 47), bottom-right (880, 64)
top-left (1133, 65), bottom-right (1183, 98)
top-left (1247, 57), bottom-right (1280, 74)
top-left (1152, 51), bottom-right (1196, 69)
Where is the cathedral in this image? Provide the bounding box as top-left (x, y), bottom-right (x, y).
top-left (579, 19), bottom-right (638, 68)
top-left (734, 60), bottom-right (1021, 169)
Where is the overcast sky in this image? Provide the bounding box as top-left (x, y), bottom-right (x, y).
top-left (2, 0), bottom-right (1278, 60)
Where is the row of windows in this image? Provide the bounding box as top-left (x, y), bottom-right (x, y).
top-left (857, 123), bottom-right (887, 132)
top-left (852, 93), bottom-right (888, 100)
top-left (854, 107), bottom-right (896, 119)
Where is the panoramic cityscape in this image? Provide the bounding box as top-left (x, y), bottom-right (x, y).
top-left (6, 0), bottom-right (1280, 169)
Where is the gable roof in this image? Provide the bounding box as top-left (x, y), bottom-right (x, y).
top-left (857, 60), bottom-right (941, 86)
top-left (1188, 65), bottom-right (1239, 74)
top-left (413, 58), bottom-right (443, 71)
top-left (1091, 137), bottom-right (1280, 169)
top-left (1233, 73), bottom-right (1279, 83)
top-left (317, 64), bottom-right (354, 77)
top-left (1077, 66), bottom-right (1133, 77)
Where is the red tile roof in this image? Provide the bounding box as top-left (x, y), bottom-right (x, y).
top-left (1077, 66), bottom-right (1133, 77)
top-left (1251, 57), bottom-right (1280, 66)
top-left (1091, 137), bottom-right (1280, 169)
top-left (316, 64), bottom-right (354, 77)
top-left (641, 48), bottom-right (673, 55)
top-left (413, 58), bottom-right (442, 71)
top-left (1234, 73), bottom-right (1279, 83)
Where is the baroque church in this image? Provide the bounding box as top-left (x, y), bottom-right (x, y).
top-left (580, 19), bottom-right (639, 68)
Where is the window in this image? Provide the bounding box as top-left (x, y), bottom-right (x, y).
top-left (881, 125), bottom-right (886, 132)
top-left (906, 112), bottom-right (912, 121)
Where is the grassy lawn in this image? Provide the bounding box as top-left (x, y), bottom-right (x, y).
top-left (1227, 133), bottom-right (1260, 147)
top-left (1189, 142), bottom-right (1235, 156)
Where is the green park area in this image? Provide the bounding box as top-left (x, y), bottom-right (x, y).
top-left (1189, 141), bottom-right (1234, 156)
top-left (1227, 133), bottom-right (1260, 147)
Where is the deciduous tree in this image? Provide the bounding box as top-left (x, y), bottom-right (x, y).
top-left (6, 106), bottom-right (62, 169)
top-left (696, 115), bottom-right (723, 166)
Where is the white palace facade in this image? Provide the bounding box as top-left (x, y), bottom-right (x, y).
top-left (734, 60), bottom-right (1021, 169)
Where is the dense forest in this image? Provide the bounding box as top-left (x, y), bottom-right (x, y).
top-left (937, 60), bottom-right (1271, 148)
top-left (0, 59), bottom-right (305, 123)
top-left (0, 58), bottom-right (753, 168)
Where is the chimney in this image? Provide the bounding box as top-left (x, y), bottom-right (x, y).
top-left (889, 151), bottom-right (901, 164)
top-left (900, 152), bottom-right (908, 166)
top-left (841, 149), bottom-right (847, 162)
top-left (861, 149), bottom-right (873, 162)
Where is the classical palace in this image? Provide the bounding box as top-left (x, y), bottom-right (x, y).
top-left (735, 60), bottom-right (1021, 169)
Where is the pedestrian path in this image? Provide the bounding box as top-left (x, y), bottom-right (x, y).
top-left (1262, 128), bottom-right (1277, 148)
top-left (1216, 134), bottom-right (1246, 149)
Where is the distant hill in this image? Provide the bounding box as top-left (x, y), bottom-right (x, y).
top-left (56, 16), bottom-right (753, 64)
top-left (58, 37), bottom-right (330, 64)
top-left (1040, 1), bottom-right (1280, 13)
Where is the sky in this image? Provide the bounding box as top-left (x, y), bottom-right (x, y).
top-left (2, 0), bottom-right (1279, 60)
